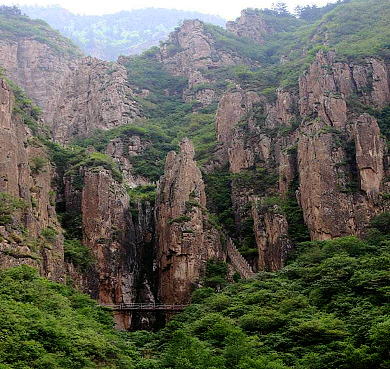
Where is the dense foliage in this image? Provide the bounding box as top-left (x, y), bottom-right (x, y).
top-left (0, 266), bottom-right (140, 368)
top-left (5, 230), bottom-right (390, 368)
top-left (21, 6), bottom-right (225, 61)
top-left (125, 231), bottom-right (390, 369)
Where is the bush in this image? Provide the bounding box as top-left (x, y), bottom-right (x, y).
top-left (64, 239), bottom-right (93, 271)
top-left (0, 192), bottom-right (27, 225)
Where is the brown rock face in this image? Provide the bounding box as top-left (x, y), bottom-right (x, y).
top-left (212, 50), bottom-right (390, 271)
top-left (0, 78), bottom-right (64, 281)
top-left (354, 114), bottom-right (385, 195)
top-left (105, 136), bottom-right (152, 188)
top-left (0, 39), bottom-right (79, 116)
top-left (156, 139), bottom-right (225, 304)
top-left (252, 202), bottom-right (291, 271)
top-left (159, 20), bottom-right (252, 105)
top-left (299, 51), bottom-right (390, 125)
top-left (296, 52), bottom-right (390, 239)
top-left (215, 89), bottom-right (261, 169)
top-left (226, 10), bottom-right (273, 44)
top-left (81, 169), bottom-right (135, 303)
top-left (80, 168), bottom-right (156, 329)
top-left (50, 57), bottom-right (142, 143)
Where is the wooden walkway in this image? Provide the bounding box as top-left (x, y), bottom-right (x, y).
top-left (101, 303), bottom-right (187, 312)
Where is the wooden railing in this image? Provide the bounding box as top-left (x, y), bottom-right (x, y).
top-left (226, 237), bottom-right (255, 279)
top-left (101, 303), bottom-right (187, 311)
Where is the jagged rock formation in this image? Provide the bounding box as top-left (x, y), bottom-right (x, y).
top-left (0, 38), bottom-right (79, 115)
top-left (49, 57), bottom-right (142, 143)
top-left (156, 138), bottom-right (226, 304)
top-left (105, 136), bottom-right (152, 188)
top-left (158, 19), bottom-right (252, 105)
top-left (226, 10), bottom-right (273, 44)
top-left (215, 49), bottom-right (390, 268)
top-left (0, 38), bottom-right (141, 144)
top-left (0, 78), bottom-right (64, 281)
top-left (1, 1), bottom-right (390, 331)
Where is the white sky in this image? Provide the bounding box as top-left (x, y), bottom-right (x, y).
top-left (9, 0), bottom-right (337, 20)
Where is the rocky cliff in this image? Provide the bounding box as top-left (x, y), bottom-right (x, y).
top-left (226, 10), bottom-right (273, 44)
top-left (214, 49), bottom-right (390, 269)
top-left (0, 78), bottom-right (64, 281)
top-left (49, 57), bottom-right (142, 143)
top-left (156, 138), bottom-right (226, 304)
top-left (0, 38), bottom-right (79, 116)
top-left (158, 19), bottom-right (254, 105)
top-left (1, 1), bottom-right (390, 330)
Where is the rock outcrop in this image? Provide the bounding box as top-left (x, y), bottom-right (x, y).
top-left (214, 50), bottom-right (390, 269)
top-left (156, 139), bottom-right (225, 304)
top-left (226, 10), bottom-right (273, 44)
top-left (0, 78), bottom-right (64, 281)
top-left (50, 57), bottom-right (142, 143)
top-left (158, 20), bottom-right (253, 105)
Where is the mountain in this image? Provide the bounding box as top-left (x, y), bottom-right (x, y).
top-left (21, 5), bottom-right (226, 60)
top-left (1, 0), bottom-right (390, 366)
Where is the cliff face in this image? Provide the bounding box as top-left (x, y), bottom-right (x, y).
top-left (1, 5), bottom-right (390, 330)
top-left (49, 57), bottom-right (142, 143)
top-left (215, 50), bottom-right (390, 269)
top-left (0, 38), bottom-right (79, 116)
top-left (226, 10), bottom-right (273, 44)
top-left (158, 19), bottom-right (252, 105)
top-left (156, 139), bottom-right (225, 304)
top-left (0, 39), bottom-right (141, 144)
top-left (0, 78), bottom-right (64, 281)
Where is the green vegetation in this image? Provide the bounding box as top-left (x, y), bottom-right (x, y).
top-left (168, 216), bottom-right (191, 225)
top-left (204, 168), bottom-right (235, 235)
top-left (281, 175), bottom-right (311, 245)
top-left (64, 239), bottom-right (93, 271)
top-left (30, 156), bottom-right (48, 175)
top-left (74, 122), bottom-right (176, 182)
top-left (0, 6), bottom-right (81, 56)
top-left (123, 232), bottom-right (390, 368)
top-left (0, 265), bottom-right (139, 368)
top-left (22, 6), bottom-right (226, 61)
top-left (127, 184), bottom-right (157, 217)
top-left (8, 233), bottom-right (390, 368)
top-left (376, 104), bottom-right (390, 145)
top-left (0, 192), bottom-right (27, 225)
top-left (66, 151), bottom-right (123, 183)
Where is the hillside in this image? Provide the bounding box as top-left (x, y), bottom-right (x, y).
top-left (21, 5), bottom-right (226, 60)
top-left (0, 0), bottom-right (390, 366)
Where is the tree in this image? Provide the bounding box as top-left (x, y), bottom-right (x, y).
top-left (0, 5), bottom-right (21, 16)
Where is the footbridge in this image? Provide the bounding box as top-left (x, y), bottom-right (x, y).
top-left (101, 303), bottom-right (188, 312)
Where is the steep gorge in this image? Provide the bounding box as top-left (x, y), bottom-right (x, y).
top-left (0, 0), bottom-right (390, 330)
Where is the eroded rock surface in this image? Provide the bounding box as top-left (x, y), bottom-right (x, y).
top-left (156, 139), bottom-right (225, 304)
top-left (0, 78), bottom-right (64, 281)
top-left (50, 57), bottom-right (142, 143)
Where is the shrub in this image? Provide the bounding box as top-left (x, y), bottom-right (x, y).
top-left (0, 192), bottom-right (27, 225)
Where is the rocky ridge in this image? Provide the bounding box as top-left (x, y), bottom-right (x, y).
top-left (156, 138), bottom-right (226, 304)
top-left (0, 3), bottom-right (390, 329)
top-left (0, 78), bottom-right (64, 281)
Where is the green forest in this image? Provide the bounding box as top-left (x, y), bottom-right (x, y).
top-left (3, 229), bottom-right (390, 368)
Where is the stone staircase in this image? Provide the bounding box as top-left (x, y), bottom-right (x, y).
top-left (226, 237), bottom-right (255, 279)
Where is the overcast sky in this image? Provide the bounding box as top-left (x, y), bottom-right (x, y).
top-left (9, 0), bottom-right (337, 20)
